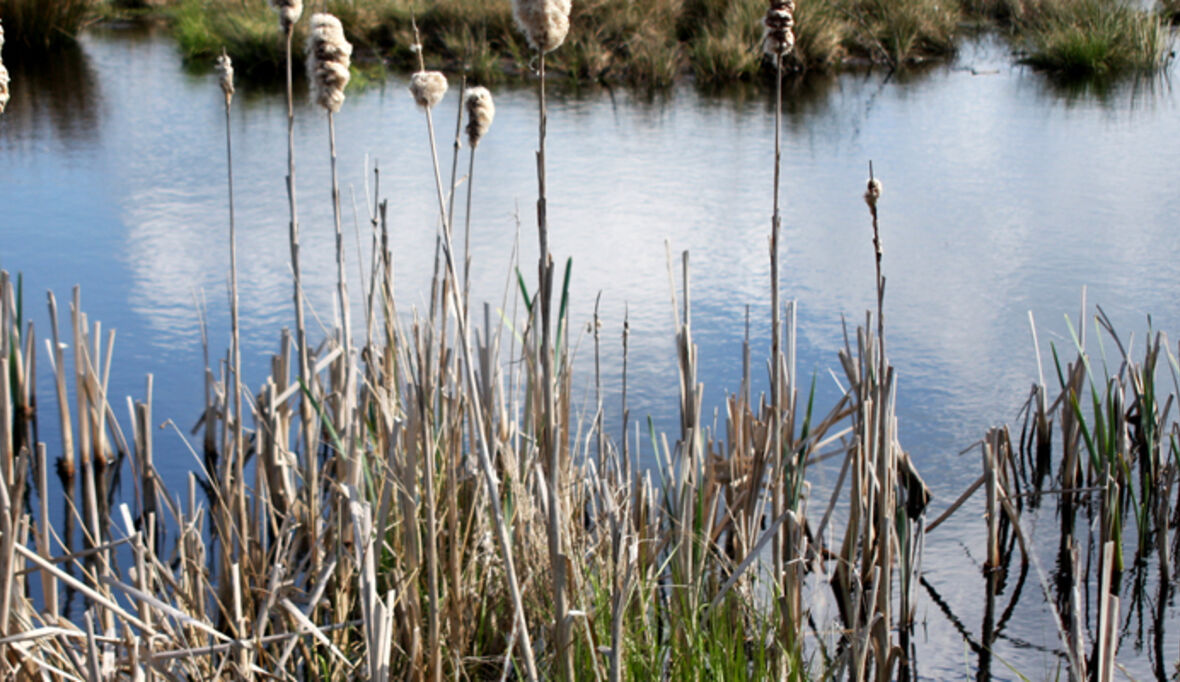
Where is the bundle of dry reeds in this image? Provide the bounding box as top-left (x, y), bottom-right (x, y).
top-left (7, 5), bottom-right (1172, 681)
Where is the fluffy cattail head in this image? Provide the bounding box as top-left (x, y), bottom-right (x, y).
top-left (512, 0), bottom-right (572, 54)
top-left (306, 13), bottom-right (352, 113)
top-left (864, 177), bottom-right (882, 208)
top-left (0, 22), bottom-right (8, 115)
top-left (215, 50), bottom-right (235, 105)
top-left (763, 0), bottom-right (796, 58)
top-left (464, 86), bottom-right (495, 148)
top-left (270, 0), bottom-right (302, 33)
top-left (410, 71), bottom-right (448, 109)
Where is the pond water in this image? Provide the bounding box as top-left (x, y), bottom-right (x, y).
top-left (2, 22), bottom-right (1178, 679)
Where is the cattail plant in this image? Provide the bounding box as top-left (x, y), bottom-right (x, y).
top-left (270, 0), bottom-right (319, 577)
top-left (410, 71), bottom-right (447, 109)
top-left (762, 0), bottom-right (798, 673)
top-left (512, 0), bottom-right (572, 54)
top-left (215, 49), bottom-right (249, 573)
top-left (307, 12), bottom-right (355, 471)
top-left (511, 0), bottom-right (573, 676)
top-left (865, 169), bottom-right (884, 357)
top-left (0, 20), bottom-right (9, 115)
top-left (462, 86), bottom-right (494, 299)
top-left (270, 0), bottom-right (302, 34)
top-left (763, 0), bottom-right (797, 58)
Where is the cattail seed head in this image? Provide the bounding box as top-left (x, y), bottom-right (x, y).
top-left (864, 177), bottom-right (882, 208)
top-left (763, 1), bottom-right (796, 58)
top-left (0, 22), bottom-right (8, 115)
top-left (270, 0), bottom-right (302, 33)
top-left (306, 13), bottom-right (352, 113)
top-left (216, 51), bottom-right (235, 106)
top-left (464, 86), bottom-right (495, 148)
top-left (410, 71), bottom-right (448, 109)
top-left (0, 63), bottom-right (8, 116)
top-left (512, 0), bottom-right (572, 54)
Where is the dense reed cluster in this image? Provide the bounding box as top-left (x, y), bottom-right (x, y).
top-left (0, 1), bottom-right (1177, 681)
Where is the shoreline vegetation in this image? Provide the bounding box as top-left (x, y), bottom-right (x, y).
top-left (1, 0), bottom-right (1176, 83)
top-left (0, 0), bottom-right (1178, 680)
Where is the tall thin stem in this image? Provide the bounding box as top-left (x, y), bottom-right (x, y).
top-left (770, 52), bottom-right (788, 667)
top-left (535, 51), bottom-right (572, 682)
top-left (328, 112), bottom-right (353, 480)
top-left (283, 24), bottom-right (318, 574)
top-left (462, 148), bottom-right (477, 309)
top-left (869, 161), bottom-right (885, 370)
top-left (223, 82), bottom-right (247, 566)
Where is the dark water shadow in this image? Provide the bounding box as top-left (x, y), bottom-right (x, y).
top-left (0, 40), bottom-right (100, 144)
top-left (1023, 64), bottom-right (1175, 107)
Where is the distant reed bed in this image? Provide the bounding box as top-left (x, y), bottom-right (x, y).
top-left (0, 0), bottom-right (1176, 680)
top-left (158, 0), bottom-right (1174, 85)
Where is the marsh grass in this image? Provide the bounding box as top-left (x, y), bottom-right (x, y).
top-left (0, 0), bottom-right (93, 50)
top-left (1015, 0), bottom-right (1171, 76)
top-left (170, 0), bottom-right (291, 76)
top-left (1163, 0), bottom-right (1180, 23)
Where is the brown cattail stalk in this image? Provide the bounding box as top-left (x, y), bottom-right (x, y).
top-left (272, 0), bottom-right (318, 578)
top-left (511, 0), bottom-right (573, 667)
top-left (765, 0), bottom-right (796, 672)
top-left (216, 50), bottom-right (248, 572)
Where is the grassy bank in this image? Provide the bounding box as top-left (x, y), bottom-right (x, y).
top-left (154, 0), bottom-right (1172, 85)
top-left (4, 0), bottom-right (1170, 82)
top-left (965, 0), bottom-right (1172, 76)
